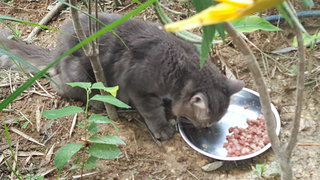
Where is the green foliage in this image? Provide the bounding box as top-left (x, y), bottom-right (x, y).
top-left (290, 65), bottom-right (299, 75)
top-left (255, 164), bottom-right (265, 177)
top-left (0, 0), bottom-right (155, 178)
top-left (21, 121), bottom-right (30, 129)
top-left (91, 82), bottom-right (119, 97)
top-left (303, 0), bottom-right (314, 8)
top-left (190, 0), bottom-right (220, 68)
top-left (3, 124), bottom-right (23, 180)
top-left (232, 16), bottom-right (282, 32)
top-left (88, 114), bottom-right (112, 124)
top-left (84, 156), bottom-right (101, 170)
top-left (293, 32), bottom-right (320, 47)
top-left (67, 82), bottom-right (92, 90)
top-left (42, 106), bottom-right (84, 119)
top-left (87, 144), bottom-right (121, 159)
top-left (0, 15), bottom-right (59, 31)
top-left (54, 143), bottom-right (84, 170)
top-left (91, 94), bottom-right (131, 108)
top-left (5, 25), bottom-right (22, 39)
top-left (252, 162), bottom-right (281, 178)
top-left (48, 82), bottom-right (129, 171)
top-left (88, 135), bottom-right (125, 145)
top-left (88, 122), bottom-right (99, 133)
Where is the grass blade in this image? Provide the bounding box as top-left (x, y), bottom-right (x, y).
top-left (0, 15), bottom-right (59, 31)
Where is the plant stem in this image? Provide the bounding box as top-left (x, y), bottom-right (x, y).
top-left (224, 22), bottom-right (281, 152)
top-left (284, 3), bottom-right (306, 157)
top-left (225, 18), bottom-right (306, 179)
top-left (69, 0), bottom-right (119, 121)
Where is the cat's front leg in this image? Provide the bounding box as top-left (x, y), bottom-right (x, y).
top-left (130, 94), bottom-right (176, 140)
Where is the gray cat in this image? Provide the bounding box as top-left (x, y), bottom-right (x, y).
top-left (0, 13), bottom-right (244, 140)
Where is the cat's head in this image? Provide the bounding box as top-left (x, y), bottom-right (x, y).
top-left (172, 79), bottom-right (244, 128)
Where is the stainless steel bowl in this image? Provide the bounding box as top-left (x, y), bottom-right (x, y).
top-left (178, 88), bottom-right (281, 161)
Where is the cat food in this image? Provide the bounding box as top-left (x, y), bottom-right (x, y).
top-left (223, 116), bottom-right (269, 157)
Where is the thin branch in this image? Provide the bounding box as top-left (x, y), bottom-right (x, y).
top-left (224, 22), bottom-right (281, 152)
top-left (285, 10), bottom-right (306, 156)
top-left (68, 0), bottom-right (118, 120)
top-left (25, 2), bottom-right (67, 42)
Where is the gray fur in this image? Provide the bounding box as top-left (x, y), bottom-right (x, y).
top-left (0, 13), bottom-right (244, 140)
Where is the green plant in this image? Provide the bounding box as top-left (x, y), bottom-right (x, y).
top-left (252, 162), bottom-right (281, 179)
top-left (42, 82), bottom-right (130, 171)
top-left (2, 124), bottom-right (23, 180)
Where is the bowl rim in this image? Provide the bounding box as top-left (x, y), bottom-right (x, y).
top-left (178, 88), bottom-right (281, 161)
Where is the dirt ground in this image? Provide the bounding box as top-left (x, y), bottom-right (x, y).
top-left (0, 0), bottom-right (319, 180)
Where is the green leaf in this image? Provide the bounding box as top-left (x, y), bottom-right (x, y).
top-left (0, 15), bottom-right (59, 31)
top-left (0, 0), bottom-right (157, 111)
top-left (42, 106), bottom-right (83, 119)
top-left (290, 65), bottom-right (299, 75)
top-left (69, 163), bottom-right (81, 170)
top-left (87, 144), bottom-right (121, 159)
top-left (88, 114), bottom-right (112, 124)
top-left (303, 0), bottom-right (314, 8)
top-left (91, 82), bottom-right (106, 89)
top-left (88, 122), bottom-right (98, 133)
top-left (91, 82), bottom-right (119, 97)
top-left (189, 0), bottom-right (219, 68)
top-left (232, 16), bottom-right (282, 33)
top-left (76, 122), bottom-right (85, 128)
top-left (199, 26), bottom-right (216, 68)
top-left (292, 32), bottom-right (320, 47)
top-left (67, 82), bottom-right (92, 89)
top-left (91, 95), bottom-right (131, 108)
top-left (88, 135), bottom-right (125, 145)
top-left (54, 143), bottom-right (84, 169)
top-left (84, 156), bottom-right (101, 170)
top-left (255, 164), bottom-right (265, 176)
top-left (21, 121), bottom-right (29, 129)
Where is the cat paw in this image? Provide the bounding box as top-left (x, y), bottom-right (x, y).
top-left (153, 124), bottom-right (176, 141)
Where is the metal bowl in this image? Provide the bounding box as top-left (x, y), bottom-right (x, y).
top-left (178, 88), bottom-right (281, 161)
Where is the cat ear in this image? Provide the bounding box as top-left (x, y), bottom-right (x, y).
top-left (227, 79), bottom-right (245, 95)
top-left (190, 93), bottom-right (208, 109)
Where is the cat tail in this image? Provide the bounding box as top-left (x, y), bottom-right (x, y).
top-left (0, 31), bottom-right (53, 74)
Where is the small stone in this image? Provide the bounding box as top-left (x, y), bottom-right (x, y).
top-left (201, 161), bottom-right (223, 172)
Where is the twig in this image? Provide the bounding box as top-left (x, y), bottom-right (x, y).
top-left (224, 22), bottom-right (281, 152)
top-left (187, 170), bottom-right (200, 180)
top-left (72, 172), bottom-right (98, 179)
top-left (18, 111), bottom-right (33, 125)
top-left (69, 0), bottom-right (118, 121)
top-left (0, 82), bottom-right (23, 88)
top-left (158, 2), bottom-right (187, 15)
top-left (29, 73), bottom-right (55, 98)
top-left (35, 105), bottom-right (42, 132)
top-left (69, 113), bottom-right (77, 138)
top-left (297, 142), bottom-right (320, 146)
top-left (25, 2), bottom-right (67, 42)
top-left (285, 13), bottom-right (306, 156)
top-left (11, 140), bottom-right (19, 179)
top-left (10, 127), bottom-right (45, 146)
